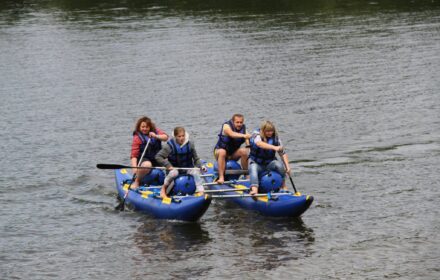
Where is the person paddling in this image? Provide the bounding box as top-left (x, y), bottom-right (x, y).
top-left (130, 116), bottom-right (168, 189)
top-left (214, 114), bottom-right (251, 184)
top-left (248, 121), bottom-right (291, 195)
top-left (156, 127), bottom-right (207, 199)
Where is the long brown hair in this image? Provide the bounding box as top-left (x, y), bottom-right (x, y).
top-left (133, 116), bottom-right (156, 134)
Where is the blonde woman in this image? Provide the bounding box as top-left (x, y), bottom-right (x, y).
top-left (248, 121), bottom-right (291, 195)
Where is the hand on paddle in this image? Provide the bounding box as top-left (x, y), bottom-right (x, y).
top-left (285, 165), bottom-right (291, 176)
top-left (277, 149), bottom-right (290, 173)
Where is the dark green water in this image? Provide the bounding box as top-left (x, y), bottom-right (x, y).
top-left (1, 0), bottom-right (439, 279)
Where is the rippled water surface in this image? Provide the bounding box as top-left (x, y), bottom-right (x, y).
top-left (1, 0), bottom-right (439, 279)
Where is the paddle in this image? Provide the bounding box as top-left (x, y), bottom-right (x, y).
top-left (278, 151), bottom-right (298, 194)
top-left (222, 169), bottom-right (249, 175)
top-left (96, 163), bottom-right (201, 171)
top-left (209, 192), bottom-right (292, 199)
top-left (202, 179), bottom-right (249, 186)
top-left (115, 138), bottom-right (151, 211)
top-left (199, 188), bottom-right (251, 193)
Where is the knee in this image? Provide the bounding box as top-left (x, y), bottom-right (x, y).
top-left (216, 149), bottom-right (226, 159)
top-left (275, 164), bottom-right (286, 175)
top-left (169, 169), bottom-right (179, 177)
top-left (140, 161), bottom-right (152, 174)
top-left (237, 148), bottom-right (247, 157)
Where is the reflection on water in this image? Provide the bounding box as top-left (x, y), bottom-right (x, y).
top-left (209, 203), bottom-right (315, 270)
top-left (248, 217), bottom-right (315, 270)
top-left (131, 219), bottom-right (212, 278)
top-left (133, 218), bottom-right (211, 255)
top-left (131, 208), bottom-right (314, 274)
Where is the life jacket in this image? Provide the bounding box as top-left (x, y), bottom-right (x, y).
top-left (167, 138), bottom-right (194, 168)
top-left (249, 129), bottom-right (280, 165)
top-left (214, 120), bottom-right (246, 154)
top-left (136, 131), bottom-right (162, 162)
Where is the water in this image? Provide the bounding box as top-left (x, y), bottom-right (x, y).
top-left (1, 0), bottom-right (439, 279)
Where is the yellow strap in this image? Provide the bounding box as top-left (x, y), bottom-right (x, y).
top-left (162, 197), bottom-right (172, 204)
top-left (140, 191), bottom-right (153, 198)
top-left (234, 184), bottom-right (248, 190)
top-left (232, 184), bottom-right (247, 194)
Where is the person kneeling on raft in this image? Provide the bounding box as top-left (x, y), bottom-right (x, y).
top-left (155, 127), bottom-right (207, 199)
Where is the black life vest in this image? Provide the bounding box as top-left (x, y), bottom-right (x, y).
top-left (214, 120), bottom-right (246, 155)
top-left (136, 131), bottom-right (162, 162)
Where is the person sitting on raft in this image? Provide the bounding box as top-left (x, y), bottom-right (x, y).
top-left (155, 127), bottom-right (207, 199)
top-left (248, 120), bottom-right (291, 195)
top-left (214, 114), bottom-right (252, 184)
top-left (130, 116), bottom-right (168, 189)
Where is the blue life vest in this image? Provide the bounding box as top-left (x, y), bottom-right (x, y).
top-left (249, 129), bottom-right (280, 165)
top-left (214, 120), bottom-right (246, 155)
top-left (136, 131), bottom-right (162, 162)
top-left (167, 139), bottom-right (194, 168)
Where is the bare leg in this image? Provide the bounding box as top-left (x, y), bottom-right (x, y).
top-left (215, 149), bottom-right (227, 184)
top-left (280, 179), bottom-right (288, 190)
top-left (132, 160), bottom-right (152, 189)
top-left (160, 185), bottom-right (169, 199)
top-left (232, 147), bottom-right (249, 178)
top-left (249, 185), bottom-right (258, 195)
top-left (160, 169), bottom-right (178, 198)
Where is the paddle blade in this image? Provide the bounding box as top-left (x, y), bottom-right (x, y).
top-left (96, 163), bottom-right (127, 169)
top-left (115, 201), bottom-right (125, 211)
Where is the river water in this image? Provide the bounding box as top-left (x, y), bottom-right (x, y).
top-left (1, 0), bottom-right (439, 279)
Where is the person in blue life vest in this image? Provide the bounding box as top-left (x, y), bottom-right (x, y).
top-left (130, 116), bottom-right (168, 189)
top-left (156, 127), bottom-right (207, 199)
top-left (214, 114), bottom-right (252, 184)
top-left (248, 120), bottom-right (291, 195)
